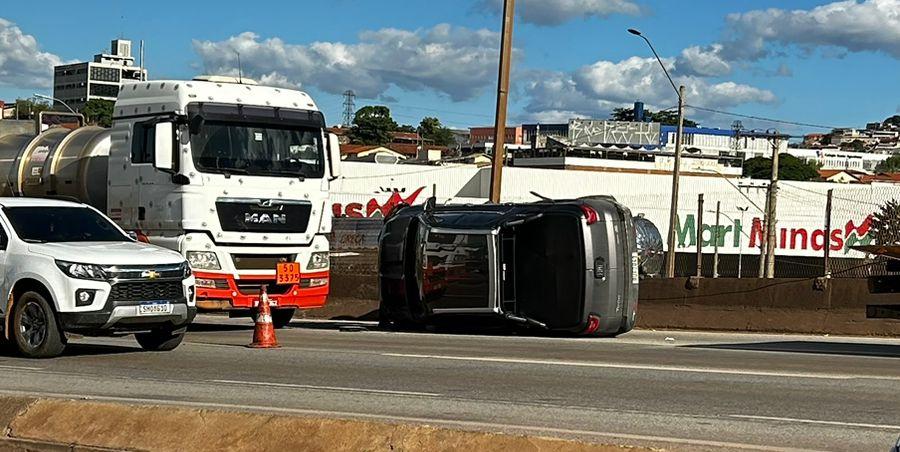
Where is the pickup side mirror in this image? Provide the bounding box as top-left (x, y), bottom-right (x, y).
top-left (154, 122), bottom-right (174, 171)
top-left (328, 132), bottom-right (342, 180)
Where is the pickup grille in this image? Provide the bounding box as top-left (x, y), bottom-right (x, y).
top-left (110, 281), bottom-right (184, 302)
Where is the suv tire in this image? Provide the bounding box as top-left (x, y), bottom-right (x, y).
top-left (135, 329), bottom-right (184, 351)
top-left (12, 291), bottom-right (66, 358)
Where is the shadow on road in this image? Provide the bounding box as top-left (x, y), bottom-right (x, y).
top-left (685, 341), bottom-right (900, 358)
top-left (188, 322), bottom-right (254, 333)
top-left (61, 343), bottom-right (141, 357)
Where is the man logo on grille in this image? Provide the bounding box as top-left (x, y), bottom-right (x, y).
top-left (142, 270), bottom-right (161, 280)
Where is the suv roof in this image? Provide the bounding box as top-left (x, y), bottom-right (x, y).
top-left (0, 197), bottom-right (86, 208)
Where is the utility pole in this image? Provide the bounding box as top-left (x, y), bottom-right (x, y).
top-left (713, 201), bottom-right (721, 278)
top-left (489, 0), bottom-right (516, 203)
top-left (667, 84), bottom-right (686, 278)
top-left (764, 131), bottom-right (781, 278)
top-left (696, 194), bottom-right (704, 278)
top-left (824, 189), bottom-right (834, 277)
top-left (758, 192), bottom-right (769, 278)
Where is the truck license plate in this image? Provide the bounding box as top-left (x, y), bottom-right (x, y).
top-left (276, 262), bottom-right (301, 285)
top-left (138, 302), bottom-right (173, 315)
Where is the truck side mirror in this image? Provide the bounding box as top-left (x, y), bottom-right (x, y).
top-left (328, 133), bottom-right (342, 180)
top-left (154, 122), bottom-right (174, 171)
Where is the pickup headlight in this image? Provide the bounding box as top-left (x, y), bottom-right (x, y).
top-left (307, 252), bottom-right (329, 270)
top-left (186, 251), bottom-right (221, 270)
top-left (56, 261), bottom-right (109, 280)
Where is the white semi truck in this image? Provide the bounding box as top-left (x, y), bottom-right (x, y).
top-left (0, 76), bottom-right (341, 327)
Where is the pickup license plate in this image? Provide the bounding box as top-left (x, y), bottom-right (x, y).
top-left (276, 262), bottom-right (301, 285)
top-left (138, 302), bottom-right (173, 315)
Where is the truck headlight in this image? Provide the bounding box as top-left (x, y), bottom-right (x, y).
top-left (56, 261), bottom-right (109, 280)
top-left (307, 252), bottom-right (329, 270)
top-left (186, 251), bottom-right (221, 270)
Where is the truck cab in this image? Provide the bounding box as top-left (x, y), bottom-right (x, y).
top-left (105, 77), bottom-right (340, 325)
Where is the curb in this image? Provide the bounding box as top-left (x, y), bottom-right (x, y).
top-left (0, 396), bottom-right (650, 452)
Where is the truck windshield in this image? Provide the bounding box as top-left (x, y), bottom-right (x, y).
top-left (3, 207), bottom-right (128, 243)
top-left (190, 121), bottom-right (325, 179)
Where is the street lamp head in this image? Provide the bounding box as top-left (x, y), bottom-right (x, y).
top-left (627, 28), bottom-right (642, 36)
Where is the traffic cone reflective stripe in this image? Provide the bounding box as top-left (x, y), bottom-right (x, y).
top-left (248, 286), bottom-right (280, 349)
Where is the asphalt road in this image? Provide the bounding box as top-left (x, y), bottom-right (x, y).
top-left (0, 316), bottom-right (898, 452)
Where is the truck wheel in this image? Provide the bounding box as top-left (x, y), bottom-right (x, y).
top-left (135, 329), bottom-right (184, 351)
top-left (12, 291), bottom-right (66, 358)
top-left (272, 308), bottom-right (295, 329)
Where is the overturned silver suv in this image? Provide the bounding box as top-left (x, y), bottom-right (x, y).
top-left (378, 196), bottom-right (660, 336)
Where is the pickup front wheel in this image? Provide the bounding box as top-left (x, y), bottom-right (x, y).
top-left (12, 291), bottom-right (66, 358)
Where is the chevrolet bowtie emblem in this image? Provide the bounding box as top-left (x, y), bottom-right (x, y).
top-left (142, 270), bottom-right (161, 280)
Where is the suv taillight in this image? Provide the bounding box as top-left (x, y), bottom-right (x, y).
top-left (580, 204), bottom-right (599, 225)
top-left (584, 314), bottom-right (601, 335)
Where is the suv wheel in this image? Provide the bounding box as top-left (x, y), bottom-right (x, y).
top-left (135, 329), bottom-right (184, 351)
top-left (272, 308), bottom-right (295, 329)
top-left (12, 291), bottom-right (66, 358)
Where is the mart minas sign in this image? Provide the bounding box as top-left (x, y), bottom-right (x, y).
top-left (675, 213), bottom-right (873, 255)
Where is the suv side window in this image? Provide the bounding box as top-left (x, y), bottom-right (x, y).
top-left (131, 121), bottom-right (156, 164)
top-left (0, 225), bottom-right (8, 251)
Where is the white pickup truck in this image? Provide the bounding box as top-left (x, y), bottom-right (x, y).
top-left (0, 198), bottom-right (196, 358)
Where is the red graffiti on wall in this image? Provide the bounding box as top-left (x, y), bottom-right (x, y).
top-left (333, 187), bottom-right (427, 218)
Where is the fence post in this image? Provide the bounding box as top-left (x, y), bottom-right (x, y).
top-left (824, 189), bottom-right (833, 277)
top-left (713, 201), bottom-right (721, 278)
top-left (696, 194), bottom-right (704, 278)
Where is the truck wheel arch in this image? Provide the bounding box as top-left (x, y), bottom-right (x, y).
top-left (5, 279), bottom-right (56, 341)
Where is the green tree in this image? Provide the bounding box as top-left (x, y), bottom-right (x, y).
top-left (13, 98), bottom-right (50, 119)
top-left (841, 139), bottom-right (867, 152)
top-left (876, 155), bottom-right (900, 173)
top-left (396, 124), bottom-right (417, 133)
top-left (417, 116), bottom-right (454, 147)
top-left (347, 106), bottom-right (398, 145)
top-left (610, 107), bottom-right (699, 127)
top-left (883, 115), bottom-right (900, 129)
top-left (81, 99), bottom-right (114, 127)
top-left (742, 153), bottom-right (820, 181)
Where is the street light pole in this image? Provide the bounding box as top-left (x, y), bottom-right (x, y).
top-left (628, 28), bottom-right (685, 278)
top-left (33, 93), bottom-right (76, 114)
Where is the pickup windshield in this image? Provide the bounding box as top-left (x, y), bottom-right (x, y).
top-left (187, 104), bottom-right (326, 179)
top-left (4, 207), bottom-right (128, 243)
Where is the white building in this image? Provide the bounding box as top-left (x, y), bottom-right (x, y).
top-left (53, 39), bottom-right (147, 111)
top-left (787, 147), bottom-right (890, 172)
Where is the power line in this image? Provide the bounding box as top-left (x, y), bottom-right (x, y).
top-left (686, 105), bottom-right (842, 130)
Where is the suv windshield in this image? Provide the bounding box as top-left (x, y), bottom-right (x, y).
top-left (187, 103), bottom-right (326, 179)
top-left (4, 207), bottom-right (128, 243)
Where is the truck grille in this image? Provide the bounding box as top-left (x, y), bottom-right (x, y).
top-left (235, 280), bottom-right (293, 296)
top-left (110, 281), bottom-right (184, 302)
top-left (216, 199), bottom-right (312, 233)
top-left (232, 254), bottom-right (295, 270)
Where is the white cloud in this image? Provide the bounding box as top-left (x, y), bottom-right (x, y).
top-left (720, 0), bottom-right (900, 60)
top-left (475, 0), bottom-right (642, 26)
top-left (193, 24), bottom-right (501, 102)
top-left (522, 56), bottom-right (777, 122)
top-left (676, 44), bottom-right (731, 77)
top-left (0, 18), bottom-right (64, 89)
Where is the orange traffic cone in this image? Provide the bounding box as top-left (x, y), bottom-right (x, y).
top-left (248, 286), bottom-right (280, 349)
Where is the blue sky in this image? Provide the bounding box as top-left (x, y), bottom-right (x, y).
top-left (1, 0), bottom-right (898, 135)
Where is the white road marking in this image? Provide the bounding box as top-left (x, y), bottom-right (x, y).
top-left (729, 415), bottom-right (900, 431)
top-left (210, 379), bottom-right (441, 397)
top-left (0, 389), bottom-right (822, 452)
top-left (0, 365), bottom-right (43, 371)
top-left (382, 353), bottom-right (900, 381)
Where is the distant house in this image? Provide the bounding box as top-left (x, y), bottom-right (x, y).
top-left (340, 145), bottom-right (407, 164)
top-left (818, 169), bottom-right (866, 184)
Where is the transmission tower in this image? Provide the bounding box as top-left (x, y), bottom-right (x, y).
top-left (731, 120), bottom-right (744, 152)
top-left (342, 90), bottom-right (356, 127)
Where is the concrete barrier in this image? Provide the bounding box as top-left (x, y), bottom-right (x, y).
top-left (0, 396), bottom-right (643, 452)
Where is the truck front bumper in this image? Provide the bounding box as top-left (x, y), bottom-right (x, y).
top-left (193, 270), bottom-right (329, 310)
